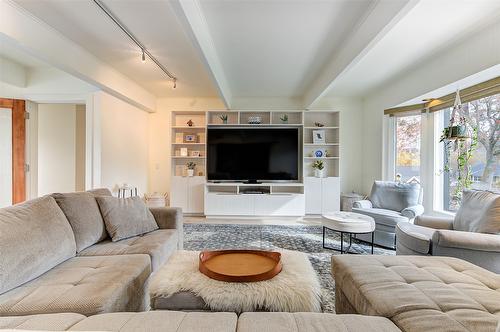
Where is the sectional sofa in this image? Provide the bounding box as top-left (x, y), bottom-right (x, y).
top-left (0, 189), bottom-right (182, 316)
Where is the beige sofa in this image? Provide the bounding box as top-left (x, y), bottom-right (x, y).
top-left (332, 255), bottom-right (500, 332)
top-left (0, 311), bottom-right (400, 332)
top-left (0, 189), bottom-right (182, 316)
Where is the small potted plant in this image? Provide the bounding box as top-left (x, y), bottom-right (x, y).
top-left (440, 116), bottom-right (468, 142)
top-left (280, 114), bottom-right (288, 124)
top-left (219, 114), bottom-right (228, 124)
top-left (312, 160), bottom-right (325, 178)
top-left (186, 161), bottom-right (196, 177)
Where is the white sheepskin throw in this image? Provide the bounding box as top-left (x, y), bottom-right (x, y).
top-left (149, 250), bottom-right (322, 313)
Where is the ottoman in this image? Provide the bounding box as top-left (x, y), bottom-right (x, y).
top-left (332, 255), bottom-right (500, 332)
top-left (149, 250), bottom-right (322, 313)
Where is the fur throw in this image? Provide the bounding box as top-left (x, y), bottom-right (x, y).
top-left (149, 250), bottom-right (321, 312)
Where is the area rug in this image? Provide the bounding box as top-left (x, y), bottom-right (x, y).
top-left (183, 223), bottom-right (395, 313)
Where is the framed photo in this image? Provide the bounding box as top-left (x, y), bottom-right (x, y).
top-left (191, 151), bottom-right (201, 157)
top-left (184, 134), bottom-right (198, 143)
top-left (180, 148), bottom-right (188, 157)
top-left (312, 130), bottom-right (326, 144)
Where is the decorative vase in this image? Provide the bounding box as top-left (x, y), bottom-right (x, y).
top-left (314, 169), bottom-right (324, 178)
top-left (223, 119), bottom-right (228, 124)
top-left (187, 169), bottom-right (195, 177)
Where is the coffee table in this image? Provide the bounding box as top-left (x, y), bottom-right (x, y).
top-left (149, 250), bottom-right (321, 313)
top-left (322, 212), bottom-right (375, 254)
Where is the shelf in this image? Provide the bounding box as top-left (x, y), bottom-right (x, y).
top-left (171, 156), bottom-right (206, 159)
top-left (304, 157), bottom-right (339, 160)
top-left (172, 126), bottom-right (205, 129)
top-left (206, 182), bottom-right (303, 187)
top-left (303, 126), bottom-right (339, 129)
top-left (303, 143), bottom-right (339, 146)
top-left (172, 143), bottom-right (206, 145)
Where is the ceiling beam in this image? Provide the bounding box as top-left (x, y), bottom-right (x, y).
top-left (0, 0), bottom-right (157, 112)
top-left (302, 0), bottom-right (420, 108)
top-left (171, 0), bottom-right (232, 109)
top-left (0, 55), bottom-right (26, 88)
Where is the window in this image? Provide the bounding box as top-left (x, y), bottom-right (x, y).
top-left (440, 93), bottom-right (500, 211)
top-left (395, 114), bottom-right (421, 184)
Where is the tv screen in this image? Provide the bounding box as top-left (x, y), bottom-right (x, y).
top-left (207, 128), bottom-right (299, 181)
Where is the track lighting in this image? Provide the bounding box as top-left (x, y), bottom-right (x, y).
top-left (141, 50), bottom-right (146, 63)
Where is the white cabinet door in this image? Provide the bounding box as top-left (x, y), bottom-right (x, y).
top-left (322, 177), bottom-right (340, 213)
top-left (170, 176), bottom-right (188, 211)
top-left (254, 194), bottom-right (305, 216)
top-left (205, 194), bottom-right (254, 215)
top-left (304, 177), bottom-right (322, 214)
top-left (188, 176), bottom-right (205, 214)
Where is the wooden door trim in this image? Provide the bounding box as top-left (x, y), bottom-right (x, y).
top-left (0, 98), bottom-right (26, 204)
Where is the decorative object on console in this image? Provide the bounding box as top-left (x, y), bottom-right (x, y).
top-left (199, 250), bottom-right (282, 282)
top-left (312, 160), bottom-right (325, 178)
top-left (314, 149), bottom-right (328, 157)
top-left (180, 147), bottom-right (188, 157)
top-left (184, 134), bottom-right (198, 143)
top-left (187, 119), bottom-right (194, 127)
top-left (280, 114), bottom-right (288, 124)
top-left (314, 122), bottom-right (324, 127)
top-left (118, 183), bottom-right (138, 198)
top-left (219, 114), bottom-right (228, 124)
top-left (247, 116), bottom-right (262, 124)
top-left (312, 129), bottom-right (325, 144)
top-left (186, 161), bottom-right (196, 177)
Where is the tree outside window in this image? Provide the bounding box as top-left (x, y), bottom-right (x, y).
top-left (395, 114), bottom-right (421, 183)
top-left (442, 93), bottom-right (500, 211)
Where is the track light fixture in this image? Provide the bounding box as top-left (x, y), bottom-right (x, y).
top-left (92, 0), bottom-right (178, 88)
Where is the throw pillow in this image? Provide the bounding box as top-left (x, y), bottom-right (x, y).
top-left (96, 196), bottom-right (158, 241)
top-left (370, 181), bottom-right (421, 212)
top-left (454, 190), bottom-right (500, 234)
top-left (52, 192), bottom-right (108, 252)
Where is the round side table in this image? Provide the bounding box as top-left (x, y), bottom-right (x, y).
top-left (322, 212), bottom-right (375, 254)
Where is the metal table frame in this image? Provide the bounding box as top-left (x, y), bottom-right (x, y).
top-left (322, 226), bottom-right (374, 254)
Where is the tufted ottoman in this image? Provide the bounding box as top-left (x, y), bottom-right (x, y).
top-left (332, 255), bottom-right (500, 332)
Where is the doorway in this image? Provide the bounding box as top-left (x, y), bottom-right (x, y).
top-left (0, 98), bottom-right (25, 207)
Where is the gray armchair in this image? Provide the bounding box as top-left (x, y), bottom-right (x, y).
top-left (396, 190), bottom-right (500, 273)
top-left (353, 181), bottom-right (424, 249)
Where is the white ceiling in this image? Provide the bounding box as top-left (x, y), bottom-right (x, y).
top-left (324, 0), bottom-right (500, 97)
top-left (0, 41), bottom-right (48, 69)
top-left (9, 0), bottom-right (500, 105)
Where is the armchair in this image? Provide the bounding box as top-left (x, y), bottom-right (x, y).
top-left (353, 181), bottom-right (423, 248)
top-left (396, 190), bottom-right (500, 273)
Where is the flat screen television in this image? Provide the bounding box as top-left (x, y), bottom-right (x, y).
top-left (207, 128), bottom-right (299, 182)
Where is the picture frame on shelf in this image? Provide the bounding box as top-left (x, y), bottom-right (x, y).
top-left (191, 151), bottom-right (201, 157)
top-left (175, 132), bottom-right (184, 143)
top-left (180, 148), bottom-right (188, 157)
top-left (184, 134), bottom-right (198, 143)
top-left (312, 130), bottom-right (325, 144)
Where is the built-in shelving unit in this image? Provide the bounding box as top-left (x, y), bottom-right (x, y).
top-left (170, 110), bottom-right (340, 216)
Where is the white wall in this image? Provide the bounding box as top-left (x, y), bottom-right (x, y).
top-left (149, 97), bottom-right (225, 194)
top-left (37, 104), bottom-right (77, 195)
top-left (360, 19), bottom-right (500, 194)
top-left (0, 108), bottom-right (12, 207)
top-left (94, 91), bottom-right (150, 195)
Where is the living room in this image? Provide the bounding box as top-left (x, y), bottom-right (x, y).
top-left (0, 0), bottom-right (499, 331)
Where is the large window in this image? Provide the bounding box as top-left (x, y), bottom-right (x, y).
top-left (395, 114), bottom-right (421, 183)
top-left (440, 93), bottom-right (500, 211)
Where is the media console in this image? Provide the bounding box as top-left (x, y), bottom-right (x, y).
top-left (169, 110), bottom-right (340, 217)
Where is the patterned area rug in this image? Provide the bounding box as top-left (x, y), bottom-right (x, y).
top-left (183, 223), bottom-right (394, 313)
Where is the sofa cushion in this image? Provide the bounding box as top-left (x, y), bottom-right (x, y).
top-left (454, 190), bottom-right (500, 234)
top-left (52, 192), bottom-right (108, 252)
top-left (332, 255), bottom-right (500, 332)
top-left (396, 222), bottom-right (435, 254)
top-left (78, 229), bottom-right (178, 271)
top-left (237, 312), bottom-right (400, 332)
top-left (69, 311), bottom-right (237, 332)
top-left (0, 196), bottom-right (76, 295)
top-left (0, 255), bottom-right (150, 316)
top-left (0, 313), bottom-right (85, 330)
top-left (352, 208), bottom-right (408, 227)
top-left (370, 181), bottom-right (421, 212)
top-left (96, 196), bottom-right (159, 242)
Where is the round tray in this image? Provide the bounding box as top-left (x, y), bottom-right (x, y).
top-left (199, 250), bottom-right (282, 282)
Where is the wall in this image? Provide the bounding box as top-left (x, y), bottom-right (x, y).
top-left (94, 91), bottom-right (150, 195)
top-left (360, 19), bottom-right (500, 194)
top-left (37, 104), bottom-right (77, 195)
top-left (0, 108), bottom-right (12, 207)
top-left (75, 105), bottom-right (86, 191)
top-left (149, 97), bottom-right (225, 194)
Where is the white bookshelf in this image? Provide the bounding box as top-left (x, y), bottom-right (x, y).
top-left (170, 110), bottom-right (340, 216)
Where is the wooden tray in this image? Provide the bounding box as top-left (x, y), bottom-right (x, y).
top-left (199, 250), bottom-right (282, 282)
